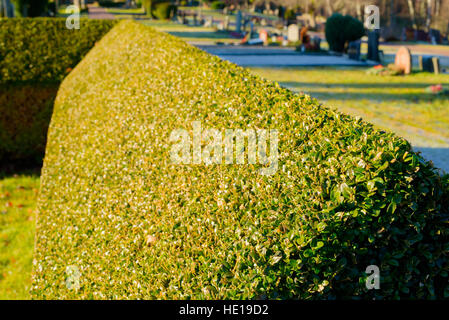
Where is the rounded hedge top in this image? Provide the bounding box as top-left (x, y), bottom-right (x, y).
top-left (32, 20), bottom-right (449, 299)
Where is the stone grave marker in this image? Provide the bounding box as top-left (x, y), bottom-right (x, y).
top-left (287, 24), bottom-right (299, 42)
top-left (419, 56), bottom-right (441, 74)
top-left (259, 29), bottom-right (269, 46)
top-left (348, 40), bottom-right (361, 60)
top-left (432, 57), bottom-right (441, 74)
top-left (236, 10), bottom-right (242, 33)
top-left (367, 30), bottom-right (380, 62)
top-left (223, 16), bottom-right (229, 30)
top-left (429, 29), bottom-right (441, 44)
top-left (394, 46), bottom-right (412, 75)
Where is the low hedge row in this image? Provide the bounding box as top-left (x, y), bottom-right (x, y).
top-left (0, 18), bottom-right (116, 165)
top-left (0, 18), bottom-right (116, 82)
top-left (0, 82), bottom-right (58, 164)
top-left (32, 20), bottom-right (449, 299)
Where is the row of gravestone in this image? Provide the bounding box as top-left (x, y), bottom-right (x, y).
top-left (393, 47), bottom-right (441, 75)
top-left (348, 31), bottom-right (381, 62)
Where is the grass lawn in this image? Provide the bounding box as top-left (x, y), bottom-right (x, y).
top-left (249, 67), bottom-right (449, 171)
top-left (0, 174), bottom-right (39, 299)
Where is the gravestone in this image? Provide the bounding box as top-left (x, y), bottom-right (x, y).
top-left (223, 16), bottom-right (229, 30)
top-left (367, 30), bottom-right (380, 62)
top-left (348, 40), bottom-right (361, 60)
top-left (419, 56), bottom-right (441, 74)
top-left (236, 10), bottom-right (242, 33)
top-left (429, 29), bottom-right (441, 44)
top-left (394, 46), bottom-right (412, 75)
top-left (204, 17), bottom-right (213, 28)
top-left (259, 29), bottom-right (269, 45)
top-left (287, 24), bottom-right (299, 42)
top-left (432, 57), bottom-right (441, 74)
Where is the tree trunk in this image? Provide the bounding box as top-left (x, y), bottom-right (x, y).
top-left (407, 0), bottom-right (418, 29)
top-left (425, 0), bottom-right (433, 31)
top-left (389, 0), bottom-right (395, 27)
top-left (326, 0), bottom-right (333, 17)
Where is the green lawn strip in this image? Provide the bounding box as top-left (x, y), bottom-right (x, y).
top-left (249, 67), bottom-right (449, 144)
top-left (0, 175), bottom-right (40, 300)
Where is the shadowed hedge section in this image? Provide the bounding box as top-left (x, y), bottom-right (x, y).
top-left (32, 20), bottom-right (449, 299)
top-left (0, 18), bottom-right (116, 165)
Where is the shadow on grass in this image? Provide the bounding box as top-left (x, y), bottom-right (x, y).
top-left (289, 90), bottom-right (448, 102)
top-left (0, 160), bottom-right (42, 179)
top-left (280, 81), bottom-right (449, 89)
top-left (167, 31), bottom-right (234, 40)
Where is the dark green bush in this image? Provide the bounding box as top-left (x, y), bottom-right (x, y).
top-left (0, 82), bottom-right (57, 165)
top-left (11, 0), bottom-right (48, 17)
top-left (325, 13), bottom-right (365, 52)
top-left (0, 18), bottom-right (116, 82)
top-left (152, 2), bottom-right (177, 19)
top-left (31, 21), bottom-right (449, 299)
top-left (98, 0), bottom-right (126, 7)
top-left (0, 18), bottom-right (116, 164)
top-left (210, 1), bottom-right (225, 10)
top-left (284, 8), bottom-right (296, 22)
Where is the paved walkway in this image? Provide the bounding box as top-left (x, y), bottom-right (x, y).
top-left (197, 46), bottom-right (377, 67)
top-left (87, 4), bottom-right (115, 19)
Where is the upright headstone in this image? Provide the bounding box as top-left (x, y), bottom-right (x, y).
top-left (204, 17), bottom-right (213, 28)
top-left (367, 30), bottom-right (380, 62)
top-left (419, 56), bottom-right (441, 74)
top-left (394, 47), bottom-right (412, 75)
top-left (429, 29), bottom-right (441, 44)
top-left (223, 16), bottom-right (229, 30)
top-left (419, 56), bottom-right (432, 72)
top-left (432, 57), bottom-right (441, 74)
top-left (287, 24), bottom-right (299, 42)
top-left (259, 29), bottom-right (269, 46)
top-left (236, 10), bottom-right (242, 33)
top-left (348, 40), bottom-right (361, 60)
top-left (249, 21), bottom-right (254, 35)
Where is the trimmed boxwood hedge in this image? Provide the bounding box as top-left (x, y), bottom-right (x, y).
top-left (0, 18), bottom-right (116, 165)
top-left (32, 20), bottom-right (449, 299)
top-left (0, 18), bottom-right (117, 82)
top-left (0, 81), bottom-right (58, 165)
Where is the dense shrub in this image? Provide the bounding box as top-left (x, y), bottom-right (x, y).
top-left (32, 20), bottom-right (449, 299)
top-left (0, 82), bottom-right (57, 164)
top-left (210, 1), bottom-right (225, 10)
top-left (152, 2), bottom-right (177, 19)
top-left (0, 18), bottom-right (116, 164)
top-left (11, 0), bottom-right (48, 17)
top-left (0, 18), bottom-right (117, 82)
top-left (325, 13), bottom-right (365, 52)
top-left (98, 0), bottom-right (126, 7)
top-left (284, 8), bottom-right (296, 23)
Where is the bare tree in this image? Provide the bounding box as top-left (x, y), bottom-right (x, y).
top-left (407, 0), bottom-right (418, 28)
top-left (425, 0), bottom-right (433, 31)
